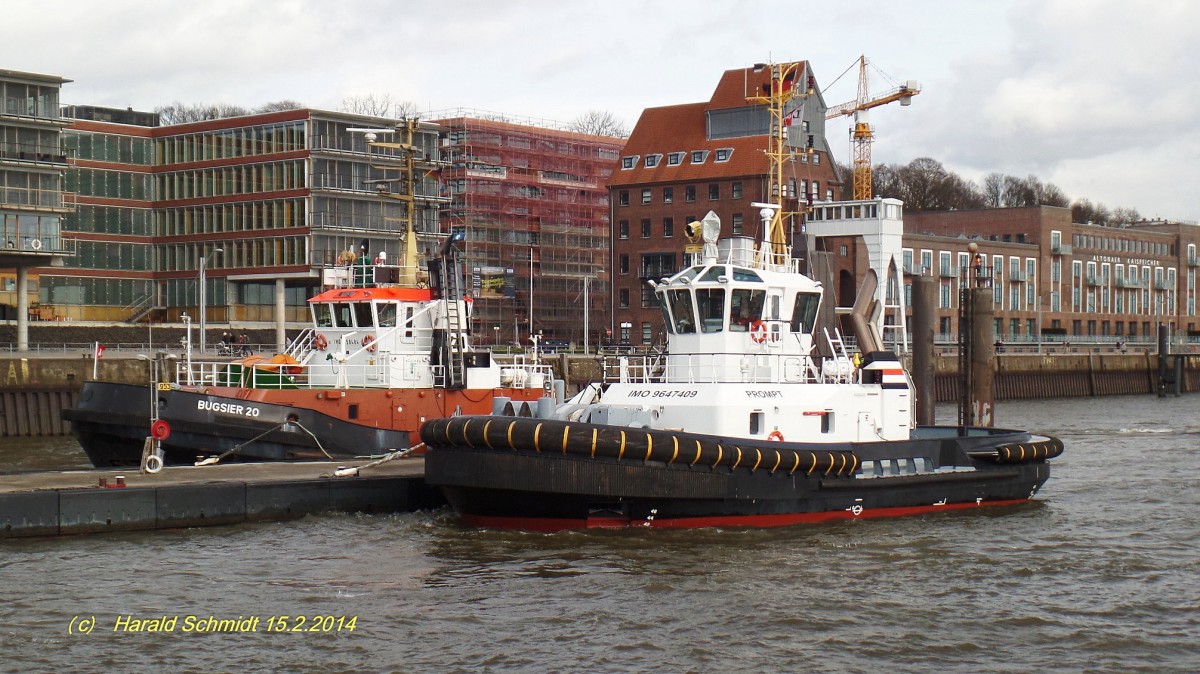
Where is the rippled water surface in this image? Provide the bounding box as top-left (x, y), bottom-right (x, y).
top-left (3, 395), bottom-right (1199, 673)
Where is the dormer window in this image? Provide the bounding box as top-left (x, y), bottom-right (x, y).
top-left (621, 155), bottom-right (639, 169)
top-left (691, 150), bottom-right (708, 164)
top-left (714, 148), bottom-right (733, 162)
top-left (644, 153), bottom-right (661, 168)
top-left (667, 152), bottom-right (684, 166)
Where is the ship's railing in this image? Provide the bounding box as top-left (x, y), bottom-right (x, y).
top-left (171, 348), bottom-right (559, 390)
top-left (499, 354), bottom-right (559, 389)
top-left (600, 351), bottom-right (860, 385)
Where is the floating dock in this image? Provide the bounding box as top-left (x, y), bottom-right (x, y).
top-left (0, 459), bottom-right (443, 539)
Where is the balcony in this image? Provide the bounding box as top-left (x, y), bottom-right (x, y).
top-left (1050, 242), bottom-right (1072, 255)
top-left (1115, 276), bottom-right (1142, 289)
top-left (1085, 274), bottom-right (1103, 287)
top-left (1188, 254), bottom-right (1199, 267)
top-left (0, 185), bottom-right (73, 212)
top-left (1008, 269), bottom-right (1028, 282)
top-left (0, 142), bottom-right (68, 165)
top-left (1154, 278), bottom-right (1170, 290)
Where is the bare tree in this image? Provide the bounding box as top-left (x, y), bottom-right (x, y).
top-left (570, 110), bottom-right (628, 137)
top-left (340, 94), bottom-right (420, 119)
top-left (156, 101), bottom-right (251, 125)
top-left (1072, 198), bottom-right (1113, 225)
top-left (1038, 181), bottom-right (1070, 208)
top-left (1110, 207), bottom-right (1142, 226)
top-left (982, 172), bottom-right (1006, 207)
top-left (255, 100), bottom-right (306, 113)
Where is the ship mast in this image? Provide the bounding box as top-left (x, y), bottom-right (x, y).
top-left (745, 61), bottom-right (813, 266)
top-left (356, 117), bottom-right (424, 287)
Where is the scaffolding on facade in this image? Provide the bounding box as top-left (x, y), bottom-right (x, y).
top-left (434, 116), bottom-right (622, 347)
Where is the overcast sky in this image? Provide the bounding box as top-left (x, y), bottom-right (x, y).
top-left (5, 0), bottom-right (1198, 223)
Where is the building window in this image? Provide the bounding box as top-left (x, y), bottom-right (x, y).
top-left (621, 156), bottom-right (639, 169)
top-left (618, 190), bottom-right (629, 207)
top-left (642, 252), bottom-right (676, 279)
top-left (641, 188), bottom-right (651, 205)
top-left (619, 254), bottom-right (629, 274)
top-left (618, 220), bottom-right (629, 239)
top-left (685, 185), bottom-right (696, 202)
top-left (839, 245), bottom-right (849, 257)
top-left (642, 321), bottom-right (653, 344)
top-left (641, 219), bottom-right (651, 238)
top-left (663, 186), bottom-right (673, 203)
top-left (708, 184), bottom-right (719, 200)
top-left (644, 154), bottom-right (661, 168)
top-left (714, 148), bottom-right (733, 162)
top-left (663, 217), bottom-right (674, 238)
top-left (641, 284), bottom-right (656, 308)
top-left (691, 150), bottom-right (708, 164)
top-left (731, 213), bottom-right (743, 235)
top-left (619, 288), bottom-right (629, 308)
top-left (667, 152), bottom-right (684, 166)
top-left (731, 181), bottom-right (742, 199)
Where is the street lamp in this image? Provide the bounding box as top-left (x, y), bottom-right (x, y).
top-left (199, 248), bottom-right (224, 353)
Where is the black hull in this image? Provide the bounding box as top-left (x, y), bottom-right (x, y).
top-left (63, 381), bottom-right (410, 467)
top-left (421, 416), bottom-right (1061, 531)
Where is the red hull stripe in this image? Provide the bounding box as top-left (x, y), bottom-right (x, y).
top-left (458, 498), bottom-right (1033, 532)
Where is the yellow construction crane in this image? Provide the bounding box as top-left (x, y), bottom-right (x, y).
top-left (826, 56), bottom-right (921, 200)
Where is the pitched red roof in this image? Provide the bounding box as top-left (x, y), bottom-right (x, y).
top-left (608, 62), bottom-right (811, 187)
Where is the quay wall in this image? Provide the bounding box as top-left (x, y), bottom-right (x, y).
top-left (1, 352), bottom-right (1196, 438)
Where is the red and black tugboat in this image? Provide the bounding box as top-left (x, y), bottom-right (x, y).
top-left (66, 232), bottom-right (559, 468)
top-left (420, 61), bottom-right (1062, 531)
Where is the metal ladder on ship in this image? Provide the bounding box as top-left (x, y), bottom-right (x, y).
top-left (823, 327), bottom-right (856, 384)
top-left (437, 252), bottom-right (468, 390)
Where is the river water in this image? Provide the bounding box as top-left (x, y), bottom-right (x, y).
top-left (2, 394), bottom-right (1198, 673)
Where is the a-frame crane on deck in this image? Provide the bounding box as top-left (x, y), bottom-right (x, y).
top-left (826, 56), bottom-right (921, 200)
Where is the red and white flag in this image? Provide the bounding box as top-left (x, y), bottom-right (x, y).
top-left (95, 342), bottom-right (106, 359)
top-left (783, 103), bottom-right (804, 127)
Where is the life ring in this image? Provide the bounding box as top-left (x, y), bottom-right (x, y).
top-left (750, 321), bottom-right (767, 343)
top-left (30, 238), bottom-right (42, 250)
top-left (144, 453), bottom-right (164, 474)
top-left (150, 419), bottom-right (171, 441)
top-left (363, 334), bottom-right (377, 352)
top-left (313, 333), bottom-right (329, 351)
top-left (767, 429), bottom-right (784, 442)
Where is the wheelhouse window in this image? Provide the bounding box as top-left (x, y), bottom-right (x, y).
top-left (790, 292), bottom-right (820, 334)
top-left (666, 289), bottom-right (696, 334)
top-left (730, 288), bottom-right (765, 331)
top-left (377, 302), bottom-right (397, 327)
top-left (695, 288), bottom-right (726, 333)
top-left (332, 303), bottom-right (353, 327)
top-left (354, 301), bottom-right (373, 327)
top-left (313, 303), bottom-right (333, 327)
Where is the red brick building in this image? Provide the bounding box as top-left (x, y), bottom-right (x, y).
top-left (606, 62), bottom-right (843, 346)
top-left (902, 207), bottom-right (1200, 342)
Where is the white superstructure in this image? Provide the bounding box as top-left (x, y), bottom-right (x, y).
top-left (558, 210), bottom-right (914, 444)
